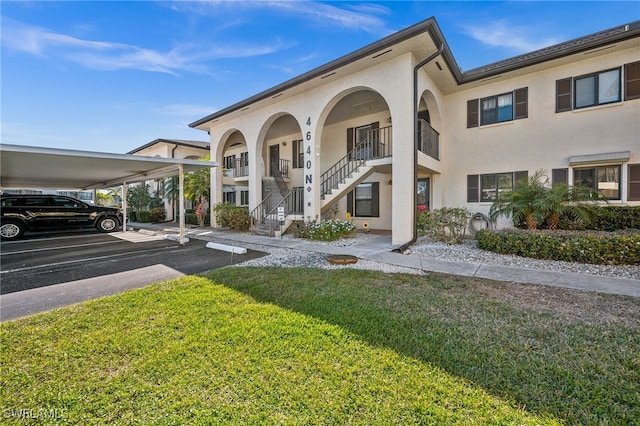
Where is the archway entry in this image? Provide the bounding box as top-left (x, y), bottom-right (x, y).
top-left (318, 88), bottom-right (393, 232)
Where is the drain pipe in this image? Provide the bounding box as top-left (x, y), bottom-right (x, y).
top-left (397, 44), bottom-right (443, 253)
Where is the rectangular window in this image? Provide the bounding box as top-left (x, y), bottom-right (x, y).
top-left (348, 182), bottom-right (379, 217)
top-left (480, 172), bottom-right (515, 202)
top-left (223, 155), bottom-right (236, 170)
top-left (574, 165), bottom-right (621, 200)
top-left (481, 93), bottom-right (513, 125)
top-left (574, 68), bottom-right (621, 109)
top-left (292, 139), bottom-right (304, 169)
top-left (223, 192), bottom-right (236, 204)
top-left (240, 190), bottom-right (249, 206)
top-left (468, 88), bottom-right (527, 127)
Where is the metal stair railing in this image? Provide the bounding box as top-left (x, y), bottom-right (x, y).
top-left (271, 158), bottom-right (290, 197)
top-left (320, 125), bottom-right (392, 199)
top-left (250, 191), bottom-right (272, 228)
top-left (257, 187), bottom-right (304, 235)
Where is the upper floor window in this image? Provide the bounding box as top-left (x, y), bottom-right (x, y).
top-left (292, 139), bottom-right (304, 169)
top-left (575, 68), bottom-right (621, 109)
top-left (556, 61), bottom-right (640, 112)
top-left (223, 155), bottom-right (236, 170)
top-left (467, 88), bottom-right (527, 128)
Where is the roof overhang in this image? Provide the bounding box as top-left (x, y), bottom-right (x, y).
top-left (0, 144), bottom-right (218, 190)
top-left (188, 18), bottom-right (640, 130)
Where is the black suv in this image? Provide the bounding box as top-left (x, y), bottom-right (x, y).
top-left (0, 194), bottom-right (123, 240)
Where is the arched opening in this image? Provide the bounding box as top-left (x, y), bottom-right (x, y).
top-left (318, 88), bottom-right (393, 231)
top-left (218, 130), bottom-right (249, 208)
top-left (254, 113), bottom-right (304, 219)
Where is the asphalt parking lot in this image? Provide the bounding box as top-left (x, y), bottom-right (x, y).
top-left (0, 229), bottom-right (267, 321)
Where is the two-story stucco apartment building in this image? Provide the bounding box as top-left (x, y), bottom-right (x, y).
top-left (189, 17), bottom-right (640, 247)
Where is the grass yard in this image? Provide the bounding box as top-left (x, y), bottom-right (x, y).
top-left (1, 268), bottom-right (638, 425)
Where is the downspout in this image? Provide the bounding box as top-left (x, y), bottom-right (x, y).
top-left (397, 44), bottom-right (443, 253)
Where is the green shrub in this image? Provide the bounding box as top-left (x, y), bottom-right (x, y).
top-left (213, 202), bottom-right (250, 231)
top-left (476, 229), bottom-right (640, 265)
top-left (307, 219), bottom-right (356, 241)
top-left (136, 211), bottom-right (152, 223)
top-left (128, 211), bottom-right (137, 222)
top-left (419, 207), bottom-right (472, 244)
top-left (149, 207), bottom-right (165, 222)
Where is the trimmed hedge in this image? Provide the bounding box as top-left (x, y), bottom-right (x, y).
top-left (476, 229), bottom-right (640, 265)
top-left (585, 206), bottom-right (640, 230)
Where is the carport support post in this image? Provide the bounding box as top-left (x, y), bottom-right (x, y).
top-left (122, 182), bottom-right (128, 232)
top-left (179, 164), bottom-right (185, 245)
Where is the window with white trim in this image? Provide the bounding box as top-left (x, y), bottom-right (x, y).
top-left (574, 165), bottom-right (621, 200)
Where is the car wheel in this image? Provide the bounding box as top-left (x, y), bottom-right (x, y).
top-left (96, 216), bottom-right (118, 233)
top-left (0, 221), bottom-right (26, 240)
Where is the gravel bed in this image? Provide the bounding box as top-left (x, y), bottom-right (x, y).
top-left (213, 233), bottom-right (640, 280)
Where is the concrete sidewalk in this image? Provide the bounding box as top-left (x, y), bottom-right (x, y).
top-left (132, 222), bottom-right (640, 298)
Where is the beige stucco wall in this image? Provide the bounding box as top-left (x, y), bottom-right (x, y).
top-left (441, 46), bottom-right (640, 226)
top-left (204, 37), bottom-right (639, 241)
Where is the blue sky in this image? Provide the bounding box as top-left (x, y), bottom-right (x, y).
top-left (2, 1), bottom-right (638, 154)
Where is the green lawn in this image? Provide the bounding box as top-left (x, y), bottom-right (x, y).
top-left (1, 268), bottom-right (638, 425)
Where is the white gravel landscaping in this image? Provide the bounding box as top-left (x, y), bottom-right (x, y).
top-left (222, 233), bottom-right (640, 281)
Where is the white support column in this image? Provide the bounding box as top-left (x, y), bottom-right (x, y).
top-left (122, 182), bottom-right (128, 232)
top-left (179, 164), bottom-right (185, 245)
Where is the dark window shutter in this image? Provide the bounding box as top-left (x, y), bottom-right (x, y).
top-left (514, 171), bottom-right (528, 187)
top-left (467, 175), bottom-right (479, 202)
top-left (467, 99), bottom-right (479, 128)
top-left (347, 190), bottom-right (354, 216)
top-left (514, 88), bottom-right (528, 119)
top-left (292, 140), bottom-right (298, 169)
top-left (556, 78), bottom-right (572, 112)
top-left (625, 61), bottom-right (640, 101)
top-left (346, 127), bottom-right (354, 160)
top-left (371, 182), bottom-right (380, 217)
top-left (552, 168), bottom-right (569, 186)
top-left (629, 164), bottom-right (640, 201)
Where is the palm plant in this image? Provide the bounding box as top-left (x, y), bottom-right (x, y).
top-left (541, 183), bottom-right (608, 230)
top-left (490, 169), bottom-right (608, 230)
top-left (489, 170), bottom-right (548, 230)
top-left (184, 155), bottom-right (211, 203)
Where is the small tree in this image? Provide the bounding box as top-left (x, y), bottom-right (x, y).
top-left (126, 183), bottom-right (153, 213)
top-left (490, 170), bottom-right (608, 230)
top-left (541, 183), bottom-right (608, 229)
top-left (490, 170), bottom-right (549, 230)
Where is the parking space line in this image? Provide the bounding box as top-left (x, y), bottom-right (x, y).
top-left (0, 240), bottom-right (123, 256)
top-left (0, 246), bottom-right (175, 274)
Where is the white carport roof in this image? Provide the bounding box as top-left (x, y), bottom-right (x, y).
top-left (0, 144), bottom-right (217, 245)
top-left (0, 144), bottom-right (217, 190)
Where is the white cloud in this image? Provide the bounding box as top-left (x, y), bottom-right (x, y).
top-left (465, 19), bottom-right (561, 53)
top-left (0, 17), bottom-right (288, 75)
top-left (177, 0), bottom-right (392, 34)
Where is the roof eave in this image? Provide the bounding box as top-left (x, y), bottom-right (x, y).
top-left (189, 17), bottom-right (454, 129)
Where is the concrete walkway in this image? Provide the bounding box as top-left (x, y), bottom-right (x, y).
top-left (133, 222), bottom-right (640, 299)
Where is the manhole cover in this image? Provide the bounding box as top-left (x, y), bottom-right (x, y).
top-left (327, 254), bottom-right (358, 265)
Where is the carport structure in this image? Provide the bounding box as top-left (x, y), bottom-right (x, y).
top-left (0, 144), bottom-right (217, 244)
